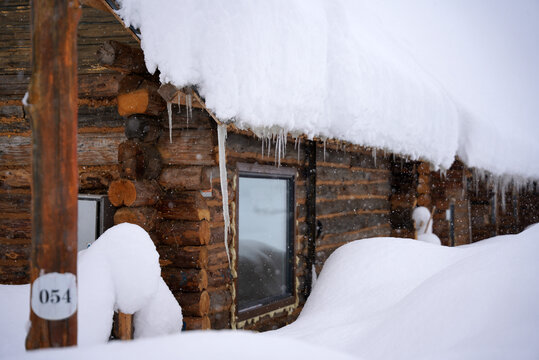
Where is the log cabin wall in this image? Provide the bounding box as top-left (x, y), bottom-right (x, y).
top-left (150, 106), bottom-right (220, 331)
top-left (314, 145), bottom-right (393, 271)
top-left (0, 2), bottom-right (135, 283)
top-left (467, 175), bottom-right (538, 242)
top-left (430, 161), bottom-right (472, 246)
top-left (225, 131), bottom-right (308, 331)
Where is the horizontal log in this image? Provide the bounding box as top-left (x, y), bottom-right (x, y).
top-left (0, 168), bottom-right (31, 188)
top-left (118, 140), bottom-right (162, 180)
top-left (0, 242), bottom-right (30, 261)
top-left (0, 72), bottom-right (121, 100)
top-left (79, 165), bottom-right (119, 190)
top-left (79, 73), bottom-right (123, 99)
top-left (108, 179), bottom-right (162, 207)
top-left (159, 191), bottom-right (210, 221)
top-left (162, 268), bottom-right (208, 292)
top-left (0, 104), bottom-right (24, 118)
top-left (316, 223), bottom-right (392, 249)
top-left (113, 206), bottom-right (157, 232)
top-left (118, 75), bottom-right (165, 116)
top-left (159, 166), bottom-right (211, 191)
top-left (97, 40), bottom-right (147, 74)
top-left (208, 288), bottom-right (232, 314)
top-left (314, 197), bottom-right (388, 219)
top-left (125, 115), bottom-right (160, 143)
top-left (320, 212), bottom-right (390, 238)
top-left (0, 216), bottom-right (31, 239)
top-left (158, 245), bottom-right (208, 269)
top-left (157, 129), bottom-right (216, 166)
top-left (183, 316), bottom-right (211, 331)
top-left (155, 220), bottom-right (210, 246)
top-left (77, 104), bottom-right (124, 129)
top-left (0, 191), bottom-right (31, 215)
top-left (176, 290), bottom-right (210, 317)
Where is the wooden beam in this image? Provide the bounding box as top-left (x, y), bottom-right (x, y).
top-left (25, 0), bottom-right (80, 349)
top-left (97, 41), bottom-right (147, 74)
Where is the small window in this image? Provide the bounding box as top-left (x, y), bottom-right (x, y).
top-left (236, 164), bottom-right (296, 319)
top-left (78, 194), bottom-right (114, 250)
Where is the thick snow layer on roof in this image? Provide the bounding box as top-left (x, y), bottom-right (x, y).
top-left (277, 225), bottom-right (539, 359)
top-left (116, 0), bottom-right (539, 179)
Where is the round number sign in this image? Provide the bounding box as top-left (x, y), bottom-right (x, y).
top-left (31, 272), bottom-right (77, 320)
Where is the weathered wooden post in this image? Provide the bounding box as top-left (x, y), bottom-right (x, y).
top-left (25, 0), bottom-right (81, 349)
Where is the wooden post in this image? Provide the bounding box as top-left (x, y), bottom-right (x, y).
top-left (304, 140), bottom-right (317, 296)
top-left (25, 0), bottom-right (81, 349)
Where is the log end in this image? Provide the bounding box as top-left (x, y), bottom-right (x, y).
top-left (108, 179), bottom-right (137, 207)
top-left (118, 89), bottom-right (150, 117)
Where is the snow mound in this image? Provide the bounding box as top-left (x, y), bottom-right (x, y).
top-left (116, 0), bottom-right (539, 179)
top-left (278, 227), bottom-right (539, 359)
top-left (0, 224), bottom-right (182, 355)
top-left (13, 331), bottom-right (358, 360)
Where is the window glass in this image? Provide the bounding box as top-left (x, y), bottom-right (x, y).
top-left (237, 176), bottom-right (292, 311)
top-left (78, 199), bottom-right (98, 250)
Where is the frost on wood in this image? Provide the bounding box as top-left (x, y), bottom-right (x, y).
top-left (218, 123), bottom-right (231, 264)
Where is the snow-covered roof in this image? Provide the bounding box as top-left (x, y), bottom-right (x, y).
top-left (116, 0), bottom-right (539, 180)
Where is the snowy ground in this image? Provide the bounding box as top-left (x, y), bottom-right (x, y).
top-left (1, 225), bottom-right (538, 359)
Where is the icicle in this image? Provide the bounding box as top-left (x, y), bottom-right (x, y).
top-left (323, 139), bottom-right (327, 161)
top-left (297, 137), bottom-right (301, 163)
top-left (372, 148), bottom-right (377, 167)
top-left (166, 101), bottom-right (173, 143)
top-left (217, 124), bottom-right (231, 265)
top-left (186, 91), bottom-right (193, 122)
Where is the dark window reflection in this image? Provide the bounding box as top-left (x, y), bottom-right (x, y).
top-left (238, 177), bottom-right (292, 311)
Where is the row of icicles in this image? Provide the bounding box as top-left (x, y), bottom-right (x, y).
top-left (165, 95), bottom-right (536, 215)
top-left (166, 90), bottom-right (193, 143)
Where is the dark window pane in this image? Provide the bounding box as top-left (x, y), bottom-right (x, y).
top-left (238, 177), bottom-right (291, 311)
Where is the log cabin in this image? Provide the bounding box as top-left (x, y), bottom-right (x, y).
top-left (0, 0), bottom-right (538, 334)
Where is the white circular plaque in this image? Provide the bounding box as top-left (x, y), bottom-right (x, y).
top-left (31, 272), bottom-right (77, 320)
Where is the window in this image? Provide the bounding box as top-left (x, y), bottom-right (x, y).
top-left (236, 163), bottom-right (296, 319)
top-left (78, 194), bottom-right (114, 250)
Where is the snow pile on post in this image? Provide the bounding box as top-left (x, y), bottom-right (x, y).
top-left (0, 224), bottom-right (183, 354)
top-left (78, 223), bottom-right (182, 343)
top-left (116, 0), bottom-right (539, 180)
top-left (278, 225), bottom-right (539, 359)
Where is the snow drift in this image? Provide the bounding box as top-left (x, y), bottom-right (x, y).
top-left (116, 0), bottom-right (539, 180)
top-left (278, 225), bottom-right (539, 359)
